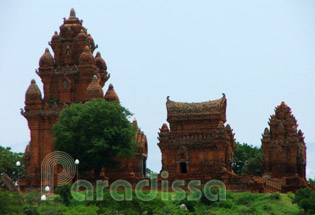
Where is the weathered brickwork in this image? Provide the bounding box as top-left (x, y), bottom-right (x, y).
top-left (21, 9), bottom-right (147, 186)
top-left (20, 9), bottom-right (312, 193)
top-left (261, 102), bottom-right (309, 192)
top-left (158, 95), bottom-right (236, 181)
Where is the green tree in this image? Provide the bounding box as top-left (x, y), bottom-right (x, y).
top-left (38, 201), bottom-right (67, 215)
top-left (293, 187), bottom-right (315, 214)
top-left (55, 183), bottom-right (72, 206)
top-left (0, 190), bottom-right (24, 215)
top-left (65, 205), bottom-right (99, 215)
top-left (308, 178), bottom-right (315, 186)
top-left (153, 203), bottom-right (190, 215)
top-left (53, 99), bottom-right (137, 180)
top-left (146, 168), bottom-right (158, 179)
top-left (0, 146), bottom-right (24, 182)
top-left (232, 142), bottom-right (263, 176)
top-left (242, 151), bottom-right (263, 176)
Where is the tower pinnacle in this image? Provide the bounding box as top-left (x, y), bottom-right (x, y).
top-left (70, 8), bottom-right (76, 18)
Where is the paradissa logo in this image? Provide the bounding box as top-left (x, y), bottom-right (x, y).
top-left (41, 151), bottom-right (226, 201)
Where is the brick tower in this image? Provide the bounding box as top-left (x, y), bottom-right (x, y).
top-left (158, 95), bottom-right (236, 182)
top-left (21, 9), bottom-right (147, 186)
top-left (262, 102), bottom-right (306, 181)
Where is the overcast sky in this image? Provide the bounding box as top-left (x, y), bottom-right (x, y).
top-left (0, 0), bottom-right (314, 178)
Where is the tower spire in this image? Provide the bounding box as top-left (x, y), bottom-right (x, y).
top-left (70, 8), bottom-right (76, 18)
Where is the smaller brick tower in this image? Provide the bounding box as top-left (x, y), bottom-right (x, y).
top-left (262, 102), bottom-right (308, 191)
top-left (158, 95), bottom-right (236, 182)
top-left (262, 102), bottom-right (306, 179)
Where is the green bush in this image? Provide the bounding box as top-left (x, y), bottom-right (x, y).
top-left (24, 205), bottom-right (39, 215)
top-left (65, 205), bottom-right (99, 215)
top-left (176, 197), bottom-right (198, 212)
top-left (270, 192), bottom-right (281, 200)
top-left (0, 190), bottom-right (24, 215)
top-left (24, 190), bottom-right (41, 205)
top-left (308, 178), bottom-right (315, 186)
top-left (262, 204), bottom-right (272, 211)
top-left (287, 192), bottom-right (294, 200)
top-left (235, 192), bottom-right (256, 205)
top-left (38, 201), bottom-right (67, 215)
top-left (293, 187), bottom-right (315, 214)
top-left (55, 183), bottom-right (72, 206)
top-left (212, 199), bottom-right (234, 209)
top-left (153, 203), bottom-right (190, 215)
top-left (0, 189), bottom-right (306, 215)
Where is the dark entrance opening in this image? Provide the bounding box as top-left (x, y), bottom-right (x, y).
top-left (180, 162), bottom-right (187, 173)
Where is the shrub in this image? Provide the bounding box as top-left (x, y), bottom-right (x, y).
top-left (65, 205), bottom-right (99, 215)
top-left (24, 190), bottom-right (41, 205)
top-left (235, 192), bottom-right (256, 205)
top-left (308, 178), bottom-right (315, 186)
top-left (0, 190), bottom-right (24, 215)
top-left (262, 204), bottom-right (271, 211)
top-left (270, 192), bottom-right (281, 200)
top-left (287, 192), bottom-right (294, 200)
top-left (293, 187), bottom-right (315, 214)
top-left (176, 197), bottom-right (198, 212)
top-left (23, 205), bottom-right (39, 215)
top-left (153, 203), bottom-right (190, 215)
top-left (38, 201), bottom-right (67, 215)
top-left (55, 183), bottom-right (72, 206)
top-left (212, 199), bottom-right (234, 209)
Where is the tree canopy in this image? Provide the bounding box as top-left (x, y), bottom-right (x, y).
top-left (293, 187), bottom-right (315, 214)
top-left (52, 99), bottom-right (137, 179)
top-left (0, 146), bottom-right (24, 182)
top-left (308, 178), bottom-right (315, 186)
top-left (232, 142), bottom-right (263, 176)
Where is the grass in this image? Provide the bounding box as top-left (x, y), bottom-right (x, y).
top-left (0, 189), bottom-right (304, 215)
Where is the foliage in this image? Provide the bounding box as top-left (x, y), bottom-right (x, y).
top-left (0, 190), bottom-right (24, 215)
top-left (0, 146), bottom-right (25, 182)
top-left (55, 183), bottom-right (72, 206)
top-left (287, 192), bottom-right (295, 200)
top-left (232, 142), bottom-right (263, 176)
top-left (53, 99), bottom-right (137, 179)
top-left (270, 192), bottom-right (281, 200)
top-left (38, 201), bottom-right (67, 215)
top-left (146, 168), bottom-right (158, 179)
top-left (89, 190), bottom-right (166, 215)
top-left (23, 191), bottom-right (41, 215)
top-left (23, 205), bottom-right (39, 215)
top-left (293, 187), bottom-right (315, 214)
top-left (24, 191), bottom-right (41, 205)
top-left (65, 205), bottom-right (99, 215)
top-left (0, 189), bottom-right (307, 215)
top-left (48, 97), bottom-right (58, 104)
top-left (153, 202), bottom-right (190, 215)
top-left (241, 151), bottom-right (263, 176)
top-left (308, 178), bottom-right (315, 186)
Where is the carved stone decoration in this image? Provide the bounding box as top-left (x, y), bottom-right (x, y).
top-left (176, 146), bottom-right (189, 161)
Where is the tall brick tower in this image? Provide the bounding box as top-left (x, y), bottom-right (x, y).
top-left (21, 9), bottom-right (120, 186)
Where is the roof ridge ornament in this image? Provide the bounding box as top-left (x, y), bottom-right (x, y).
top-left (222, 93), bottom-right (226, 99)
